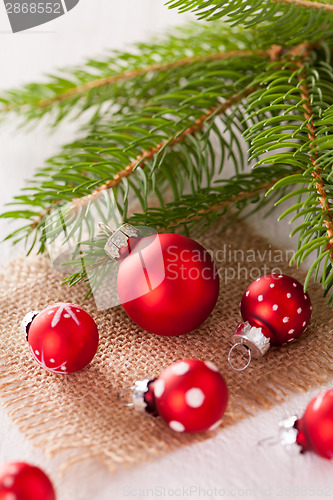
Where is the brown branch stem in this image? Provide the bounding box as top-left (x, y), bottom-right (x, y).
top-left (166, 176), bottom-right (292, 230)
top-left (22, 50), bottom-right (266, 112)
top-left (29, 41), bottom-right (321, 232)
top-left (295, 59), bottom-right (333, 256)
top-left (30, 85), bottom-right (259, 230)
top-left (273, 0), bottom-right (333, 12)
top-left (71, 86), bottom-right (257, 211)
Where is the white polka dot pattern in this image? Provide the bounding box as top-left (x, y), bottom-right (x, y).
top-left (204, 361), bottom-right (219, 372)
top-left (6, 494), bottom-right (17, 500)
top-left (185, 388), bottom-right (205, 408)
top-left (154, 380), bottom-right (165, 398)
top-left (208, 419), bottom-right (223, 432)
top-left (172, 362), bottom-right (190, 375)
top-left (169, 421), bottom-right (185, 432)
top-left (3, 476), bottom-right (14, 487)
top-left (239, 274), bottom-right (312, 348)
top-left (154, 359), bottom-right (228, 434)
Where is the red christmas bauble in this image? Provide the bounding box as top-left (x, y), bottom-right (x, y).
top-left (151, 359), bottom-right (228, 433)
top-left (0, 462), bottom-right (56, 500)
top-left (117, 233), bottom-right (220, 336)
top-left (24, 303), bottom-right (99, 374)
top-left (240, 274), bottom-right (312, 345)
top-left (296, 390), bottom-right (333, 459)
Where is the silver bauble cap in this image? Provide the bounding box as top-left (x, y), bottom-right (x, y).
top-left (231, 321), bottom-right (271, 358)
top-left (104, 223), bottom-right (141, 261)
top-left (279, 416), bottom-right (299, 448)
top-left (20, 311), bottom-right (39, 342)
top-left (119, 378), bottom-right (155, 413)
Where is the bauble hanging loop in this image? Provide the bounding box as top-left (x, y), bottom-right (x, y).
top-left (102, 223), bottom-right (220, 336)
top-left (120, 359), bottom-right (228, 433)
top-left (227, 340), bottom-right (252, 372)
top-left (21, 303), bottom-right (99, 374)
top-left (228, 274), bottom-right (312, 371)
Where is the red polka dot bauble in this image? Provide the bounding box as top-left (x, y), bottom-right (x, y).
top-left (0, 462), bottom-right (56, 500)
top-left (229, 274), bottom-right (312, 370)
top-left (152, 359), bottom-right (228, 433)
top-left (21, 303), bottom-right (99, 374)
top-left (295, 390), bottom-right (333, 459)
top-left (103, 224), bottom-right (220, 336)
top-left (121, 359), bottom-right (228, 433)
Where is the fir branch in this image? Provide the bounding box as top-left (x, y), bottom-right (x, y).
top-left (274, 0), bottom-right (333, 11)
top-left (29, 82), bottom-right (255, 230)
top-left (0, 23), bottom-right (266, 125)
top-left (166, 0), bottom-right (333, 47)
top-left (2, 50), bottom-right (261, 254)
top-left (1, 19), bottom-right (333, 301)
top-left (63, 165), bottom-right (296, 289)
top-left (71, 85), bottom-right (257, 212)
top-left (30, 51), bottom-right (263, 112)
top-left (244, 45), bottom-right (333, 293)
top-left (296, 58), bottom-right (333, 256)
top-left (161, 168), bottom-right (297, 231)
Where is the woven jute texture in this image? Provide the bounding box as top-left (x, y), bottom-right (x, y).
top-left (0, 218), bottom-right (332, 472)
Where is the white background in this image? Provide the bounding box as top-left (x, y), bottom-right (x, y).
top-left (0, 1), bottom-right (332, 499)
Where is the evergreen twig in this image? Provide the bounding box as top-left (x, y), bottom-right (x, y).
top-left (296, 59), bottom-right (333, 256)
top-left (30, 51), bottom-right (265, 112)
top-left (0, 5), bottom-right (332, 301)
top-left (274, 0), bottom-right (333, 11)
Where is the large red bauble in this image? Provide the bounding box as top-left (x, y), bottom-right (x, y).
top-left (27, 303), bottom-right (99, 374)
top-left (0, 462), bottom-right (56, 500)
top-left (117, 233), bottom-right (220, 336)
top-left (151, 359), bottom-right (228, 433)
top-left (296, 390), bottom-right (333, 459)
top-left (240, 274), bottom-right (312, 345)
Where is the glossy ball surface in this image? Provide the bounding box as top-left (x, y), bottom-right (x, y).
top-left (117, 233), bottom-right (220, 336)
top-left (152, 359), bottom-right (228, 433)
top-left (27, 303), bottom-right (99, 374)
top-left (296, 390), bottom-right (333, 459)
top-left (240, 274), bottom-right (312, 345)
top-left (0, 462), bottom-right (56, 500)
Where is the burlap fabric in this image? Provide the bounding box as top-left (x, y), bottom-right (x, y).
top-left (0, 219), bottom-right (332, 472)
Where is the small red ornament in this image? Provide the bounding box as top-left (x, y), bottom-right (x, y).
top-left (0, 462), bottom-right (56, 500)
top-left (21, 303), bottom-right (99, 374)
top-left (229, 274), bottom-right (312, 370)
top-left (103, 224), bottom-right (220, 336)
top-left (295, 390), bottom-right (333, 459)
top-left (120, 359), bottom-right (228, 433)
